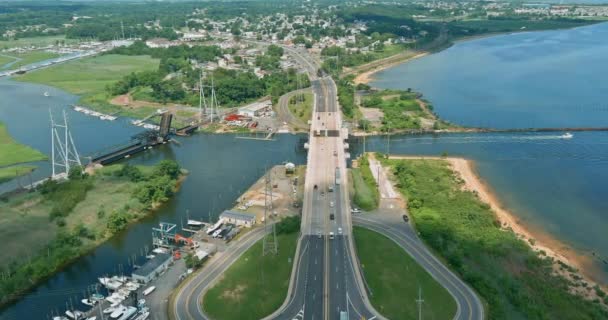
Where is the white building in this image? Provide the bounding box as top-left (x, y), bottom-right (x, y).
top-left (237, 100), bottom-right (272, 117)
top-left (219, 210), bottom-right (257, 228)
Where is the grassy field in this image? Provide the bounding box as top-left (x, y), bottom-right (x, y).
top-left (0, 122), bottom-right (46, 167)
top-left (5, 51), bottom-right (60, 70)
top-left (361, 90), bottom-right (428, 131)
top-left (382, 158), bottom-right (608, 319)
top-left (0, 35), bottom-right (78, 49)
top-left (0, 55), bottom-right (16, 66)
top-left (16, 54), bottom-right (160, 119)
top-left (203, 232), bottom-right (298, 320)
top-left (0, 165), bottom-right (36, 184)
top-left (354, 227), bottom-right (457, 319)
top-left (17, 54), bottom-right (159, 95)
top-left (0, 161), bottom-right (182, 306)
top-left (350, 154), bottom-right (379, 211)
top-left (288, 92), bottom-right (313, 123)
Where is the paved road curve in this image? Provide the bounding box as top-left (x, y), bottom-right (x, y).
top-left (353, 213), bottom-right (485, 320)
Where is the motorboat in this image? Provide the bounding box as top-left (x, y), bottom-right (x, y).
top-left (142, 286), bottom-right (156, 296)
top-left (187, 219), bottom-right (204, 227)
top-left (117, 307), bottom-right (137, 320)
top-left (81, 298), bottom-right (97, 307)
top-left (65, 310), bottom-right (85, 320)
top-left (110, 305), bottom-right (127, 319)
top-left (53, 317), bottom-right (69, 320)
top-left (44, 91), bottom-right (50, 97)
top-left (561, 132), bottom-right (573, 139)
top-left (132, 311), bottom-right (150, 320)
top-left (103, 306), bottom-right (117, 314)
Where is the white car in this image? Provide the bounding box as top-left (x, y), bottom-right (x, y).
top-left (337, 227), bottom-right (342, 235)
top-left (330, 201), bottom-right (334, 208)
top-left (329, 232), bottom-right (335, 240)
top-left (351, 208), bottom-right (361, 214)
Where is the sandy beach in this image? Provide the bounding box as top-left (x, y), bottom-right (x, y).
top-left (388, 155), bottom-right (607, 294)
top-left (353, 52), bottom-right (429, 85)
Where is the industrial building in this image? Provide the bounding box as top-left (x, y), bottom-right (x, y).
top-left (219, 210), bottom-right (257, 228)
top-left (237, 100), bottom-right (272, 117)
top-left (132, 253), bottom-right (172, 284)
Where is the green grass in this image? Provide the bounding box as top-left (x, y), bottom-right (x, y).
top-left (288, 92), bottom-right (313, 123)
top-left (382, 158), bottom-right (608, 319)
top-left (203, 232), bottom-right (298, 320)
top-left (0, 55), bottom-right (16, 66)
top-left (354, 226), bottom-right (457, 319)
top-left (351, 154), bottom-right (379, 211)
top-left (6, 51), bottom-right (60, 70)
top-left (362, 90), bottom-right (425, 131)
top-left (17, 54), bottom-right (159, 96)
top-left (0, 122), bottom-right (46, 167)
top-left (0, 165), bottom-right (36, 184)
top-left (0, 35), bottom-right (78, 50)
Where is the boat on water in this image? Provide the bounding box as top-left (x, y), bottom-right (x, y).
top-left (110, 305), bottom-right (127, 319)
top-left (53, 317), bottom-right (69, 320)
top-left (65, 310), bottom-right (85, 320)
top-left (117, 307), bottom-right (137, 320)
top-left (132, 311), bottom-right (150, 320)
top-left (187, 219), bottom-right (204, 227)
top-left (81, 298), bottom-right (97, 307)
top-left (103, 305), bottom-right (117, 314)
top-left (561, 132), bottom-right (573, 139)
top-left (44, 91), bottom-right (50, 97)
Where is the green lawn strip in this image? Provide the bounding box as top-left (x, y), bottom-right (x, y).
top-left (203, 232), bottom-right (298, 320)
top-left (0, 122), bottom-right (46, 167)
top-left (0, 165), bottom-right (36, 183)
top-left (382, 158), bottom-right (608, 319)
top-left (354, 226), bottom-right (457, 319)
top-left (287, 92), bottom-right (313, 123)
top-left (351, 154), bottom-right (379, 211)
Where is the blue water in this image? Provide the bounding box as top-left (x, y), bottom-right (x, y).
top-left (3, 23), bottom-right (608, 318)
top-left (371, 22), bottom-right (608, 129)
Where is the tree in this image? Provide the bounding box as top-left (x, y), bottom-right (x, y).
top-left (267, 44), bottom-right (284, 57)
top-left (153, 160), bottom-right (181, 179)
top-left (68, 165), bottom-right (85, 180)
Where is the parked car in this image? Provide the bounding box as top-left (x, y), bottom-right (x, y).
top-left (338, 227), bottom-right (342, 235)
top-left (330, 213), bottom-right (335, 220)
top-left (402, 214), bottom-right (409, 222)
top-left (351, 208), bottom-right (361, 214)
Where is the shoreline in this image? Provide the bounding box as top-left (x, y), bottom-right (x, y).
top-left (353, 52), bottom-right (429, 85)
top-left (388, 155), bottom-right (607, 292)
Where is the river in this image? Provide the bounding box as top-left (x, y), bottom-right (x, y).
top-left (1, 23), bottom-right (608, 318)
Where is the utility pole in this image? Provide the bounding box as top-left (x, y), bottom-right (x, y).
top-left (416, 286), bottom-right (424, 320)
top-left (386, 123), bottom-right (391, 158)
top-left (262, 168), bottom-right (278, 256)
top-left (121, 20), bottom-right (125, 40)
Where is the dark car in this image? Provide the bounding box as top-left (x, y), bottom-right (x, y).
top-left (330, 213), bottom-right (335, 220)
top-left (402, 214), bottom-right (409, 222)
top-left (314, 184), bottom-right (318, 189)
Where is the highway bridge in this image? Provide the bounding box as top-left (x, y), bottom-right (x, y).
top-left (171, 43), bottom-right (484, 320)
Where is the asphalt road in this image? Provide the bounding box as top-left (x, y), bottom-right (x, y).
top-left (172, 227), bottom-right (267, 320)
top-left (352, 213), bottom-right (485, 320)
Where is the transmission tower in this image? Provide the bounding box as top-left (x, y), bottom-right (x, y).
top-left (262, 169), bottom-right (278, 256)
top-left (200, 74), bottom-right (218, 123)
top-left (50, 109), bottom-right (82, 178)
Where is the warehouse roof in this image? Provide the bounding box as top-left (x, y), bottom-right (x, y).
top-left (133, 253), bottom-right (172, 277)
top-left (220, 210), bottom-right (256, 222)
